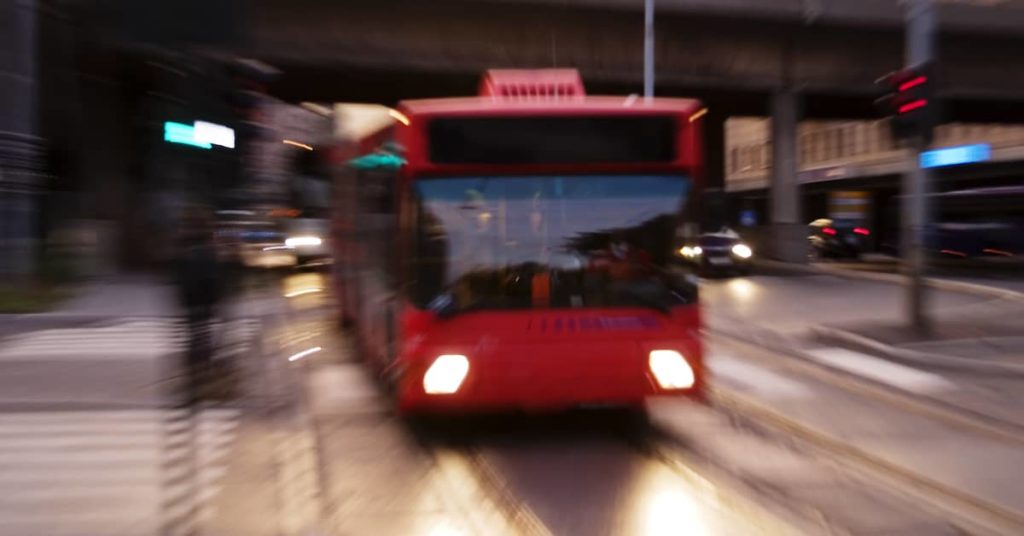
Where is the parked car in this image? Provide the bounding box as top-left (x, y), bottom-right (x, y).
top-left (808, 218), bottom-right (868, 260)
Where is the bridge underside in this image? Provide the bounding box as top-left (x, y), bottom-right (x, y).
top-left (244, 0), bottom-right (1024, 122)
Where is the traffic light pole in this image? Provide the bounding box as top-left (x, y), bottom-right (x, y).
top-left (903, 0), bottom-right (936, 332)
top-left (903, 136), bottom-right (930, 331)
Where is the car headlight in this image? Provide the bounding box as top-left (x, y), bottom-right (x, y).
top-left (423, 354), bottom-right (470, 394)
top-left (648, 350), bottom-right (695, 390)
top-left (731, 243), bottom-right (753, 259)
top-left (679, 246), bottom-right (703, 258)
top-left (285, 236), bottom-right (322, 247)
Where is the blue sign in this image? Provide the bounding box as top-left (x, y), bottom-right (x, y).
top-left (920, 144), bottom-right (990, 169)
top-left (740, 209), bottom-right (757, 227)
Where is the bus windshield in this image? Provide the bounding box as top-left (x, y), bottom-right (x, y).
top-left (411, 174), bottom-right (696, 313)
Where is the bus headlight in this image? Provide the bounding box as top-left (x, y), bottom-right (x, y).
top-left (423, 354), bottom-right (470, 394)
top-left (285, 236), bottom-right (322, 248)
top-left (731, 244), bottom-right (753, 259)
top-left (648, 350), bottom-right (695, 390)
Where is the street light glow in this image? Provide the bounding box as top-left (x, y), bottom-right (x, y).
top-left (388, 109), bottom-right (410, 126)
top-left (283, 140), bottom-right (313, 151)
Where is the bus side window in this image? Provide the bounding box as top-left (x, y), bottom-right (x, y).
top-left (354, 168), bottom-right (399, 291)
top-left (359, 170), bottom-right (395, 214)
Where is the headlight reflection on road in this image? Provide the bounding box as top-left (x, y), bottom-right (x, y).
top-left (425, 523), bottom-right (466, 536)
top-left (645, 489), bottom-right (708, 536)
top-left (288, 346), bottom-right (322, 362)
top-left (726, 278), bottom-right (757, 302)
top-left (284, 287), bottom-right (322, 298)
top-left (283, 273), bottom-right (326, 299)
top-left (635, 467), bottom-right (712, 536)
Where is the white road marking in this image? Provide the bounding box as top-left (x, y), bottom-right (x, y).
top-left (0, 319), bottom-right (260, 360)
top-left (708, 353), bottom-right (813, 399)
top-left (804, 347), bottom-right (955, 393)
top-left (0, 409), bottom-right (241, 536)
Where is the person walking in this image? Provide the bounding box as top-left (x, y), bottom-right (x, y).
top-left (175, 210), bottom-right (225, 404)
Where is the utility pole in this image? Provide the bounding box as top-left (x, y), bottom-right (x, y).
top-left (644, 0), bottom-right (654, 100)
top-left (902, 0), bottom-right (936, 332)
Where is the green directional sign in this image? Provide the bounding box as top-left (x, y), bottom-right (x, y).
top-left (348, 152), bottom-right (405, 170)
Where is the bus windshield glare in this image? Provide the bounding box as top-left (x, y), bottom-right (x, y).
top-left (411, 174), bottom-right (696, 314)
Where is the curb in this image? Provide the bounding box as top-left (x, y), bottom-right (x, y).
top-left (754, 259), bottom-right (1024, 303)
top-left (811, 325), bottom-right (1024, 376)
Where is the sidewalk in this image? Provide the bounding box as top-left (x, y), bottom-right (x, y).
top-left (0, 271), bottom-right (293, 536)
top-left (709, 262), bottom-right (1024, 430)
top-left (54, 275), bottom-right (177, 318)
top-left (813, 302), bottom-right (1024, 372)
top-left (749, 259), bottom-right (1024, 367)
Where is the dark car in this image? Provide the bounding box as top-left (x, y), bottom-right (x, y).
top-left (808, 218), bottom-right (867, 260)
top-left (679, 229), bottom-right (753, 276)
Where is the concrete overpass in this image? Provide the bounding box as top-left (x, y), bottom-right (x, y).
top-left (225, 0), bottom-right (1024, 261)
top-left (242, 0), bottom-right (1024, 119)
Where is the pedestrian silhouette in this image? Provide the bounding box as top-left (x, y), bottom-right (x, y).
top-left (175, 210), bottom-right (225, 405)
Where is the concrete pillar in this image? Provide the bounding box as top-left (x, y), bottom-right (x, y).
top-left (769, 89), bottom-right (805, 262)
top-left (0, 0), bottom-right (44, 277)
top-left (702, 109), bottom-right (727, 230)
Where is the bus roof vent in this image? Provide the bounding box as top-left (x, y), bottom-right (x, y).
top-left (479, 69), bottom-right (586, 100)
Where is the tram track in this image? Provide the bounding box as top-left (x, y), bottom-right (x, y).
top-left (707, 329), bottom-right (1024, 448)
top-left (705, 332), bottom-right (1024, 536)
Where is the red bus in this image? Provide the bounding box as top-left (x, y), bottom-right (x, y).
top-left (331, 70), bottom-right (707, 415)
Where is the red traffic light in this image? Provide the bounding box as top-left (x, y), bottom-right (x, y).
top-left (875, 62), bottom-right (936, 143)
top-left (898, 99), bottom-right (927, 114)
top-left (898, 76), bottom-right (927, 92)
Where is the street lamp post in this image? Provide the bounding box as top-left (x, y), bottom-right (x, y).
top-left (644, 0), bottom-right (654, 100)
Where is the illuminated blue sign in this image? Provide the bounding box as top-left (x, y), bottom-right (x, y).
top-left (920, 144), bottom-right (990, 169)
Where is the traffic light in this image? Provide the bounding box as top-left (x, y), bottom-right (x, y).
top-left (875, 62), bottom-right (937, 144)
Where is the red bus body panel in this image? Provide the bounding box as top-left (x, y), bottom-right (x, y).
top-left (395, 96), bottom-right (704, 180)
top-left (393, 305), bottom-right (705, 414)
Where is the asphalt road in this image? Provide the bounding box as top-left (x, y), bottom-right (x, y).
top-left (1, 269), bottom-right (1016, 535)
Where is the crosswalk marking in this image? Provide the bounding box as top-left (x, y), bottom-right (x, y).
top-left (0, 409), bottom-right (241, 536)
top-left (708, 352), bottom-right (813, 399)
top-left (0, 318), bottom-right (260, 361)
top-left (804, 347), bottom-right (955, 394)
